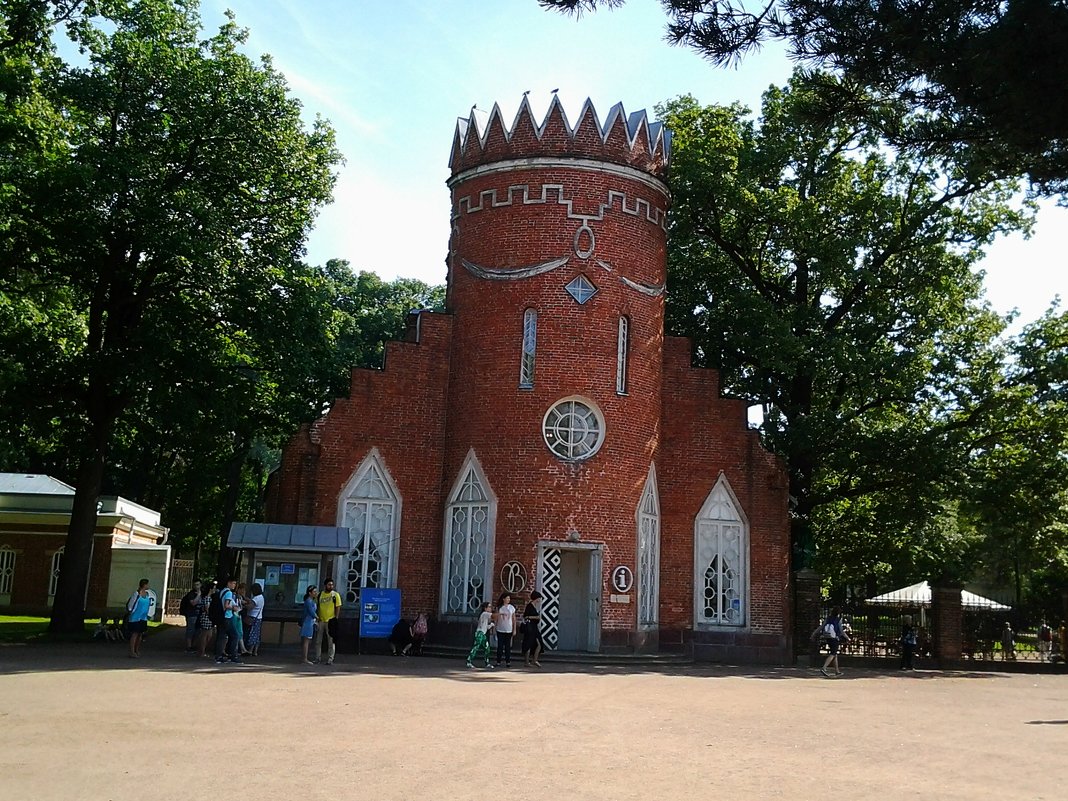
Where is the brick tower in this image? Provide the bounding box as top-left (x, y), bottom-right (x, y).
top-left (266, 98), bottom-right (791, 663)
top-left (444, 98), bottom-right (671, 650)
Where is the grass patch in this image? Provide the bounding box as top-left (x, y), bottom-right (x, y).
top-left (0, 616), bottom-right (169, 644)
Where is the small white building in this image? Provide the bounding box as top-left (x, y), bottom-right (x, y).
top-left (0, 473), bottom-right (171, 619)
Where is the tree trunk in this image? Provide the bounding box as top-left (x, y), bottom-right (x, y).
top-left (214, 435), bottom-right (250, 579)
top-left (48, 430), bottom-right (108, 634)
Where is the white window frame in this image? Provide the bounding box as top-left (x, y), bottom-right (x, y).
top-left (336, 448), bottom-right (402, 598)
top-left (542, 396), bottom-right (607, 462)
top-left (48, 547), bottom-right (64, 600)
top-left (636, 464), bottom-right (660, 628)
top-left (616, 315), bottom-right (629, 395)
top-left (439, 449), bottom-right (497, 618)
top-left (693, 473), bottom-right (749, 629)
top-left (519, 308), bottom-right (537, 388)
top-left (0, 546), bottom-right (16, 604)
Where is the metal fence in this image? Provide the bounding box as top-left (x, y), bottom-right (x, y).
top-left (818, 586), bottom-right (1060, 665)
top-left (818, 598), bottom-right (930, 660)
top-left (961, 612), bottom-right (1058, 664)
top-left (164, 558), bottom-right (194, 615)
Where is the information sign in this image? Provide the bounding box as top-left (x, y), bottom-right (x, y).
top-left (360, 588), bottom-right (402, 638)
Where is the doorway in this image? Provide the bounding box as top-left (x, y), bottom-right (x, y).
top-left (539, 544), bottom-right (601, 652)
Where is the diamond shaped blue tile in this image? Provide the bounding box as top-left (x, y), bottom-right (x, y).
top-left (565, 275), bottom-right (598, 305)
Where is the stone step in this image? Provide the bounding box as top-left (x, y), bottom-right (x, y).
top-left (421, 644), bottom-right (694, 666)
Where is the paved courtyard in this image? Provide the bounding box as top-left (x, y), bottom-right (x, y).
top-left (1, 629), bottom-right (1063, 801)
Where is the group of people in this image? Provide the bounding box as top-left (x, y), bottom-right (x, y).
top-left (298, 579), bottom-right (343, 664)
top-left (297, 579), bottom-right (433, 664)
top-left (820, 608), bottom-right (1068, 673)
top-left (388, 612), bottom-right (429, 656)
top-left (1001, 620), bottom-right (1063, 662)
top-left (817, 607), bottom-right (921, 676)
top-left (178, 577), bottom-right (265, 664)
top-left (466, 591), bottom-right (546, 669)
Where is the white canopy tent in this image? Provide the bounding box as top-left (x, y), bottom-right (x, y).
top-left (866, 580), bottom-right (1011, 611)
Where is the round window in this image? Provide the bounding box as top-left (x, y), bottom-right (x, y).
top-left (542, 397), bottom-right (606, 461)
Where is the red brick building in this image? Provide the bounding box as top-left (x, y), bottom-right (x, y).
top-left (268, 99), bottom-right (792, 662)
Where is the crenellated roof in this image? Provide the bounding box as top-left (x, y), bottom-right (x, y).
top-left (449, 96), bottom-right (671, 179)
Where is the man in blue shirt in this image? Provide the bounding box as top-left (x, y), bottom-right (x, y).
top-left (214, 576), bottom-right (242, 664)
top-left (126, 578), bottom-right (152, 659)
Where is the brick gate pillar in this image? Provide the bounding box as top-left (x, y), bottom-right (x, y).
top-left (931, 585), bottom-right (962, 667)
top-left (794, 568), bottom-right (822, 665)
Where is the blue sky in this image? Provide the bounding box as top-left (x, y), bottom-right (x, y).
top-left (199, 0), bottom-right (1065, 328)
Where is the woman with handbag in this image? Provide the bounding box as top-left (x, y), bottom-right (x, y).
top-left (300, 586), bottom-right (319, 664)
top-left (521, 591), bottom-right (546, 667)
top-left (246, 583), bottom-right (265, 657)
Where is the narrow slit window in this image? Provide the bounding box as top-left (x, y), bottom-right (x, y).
top-left (616, 316), bottom-right (629, 394)
top-left (520, 308), bottom-right (537, 388)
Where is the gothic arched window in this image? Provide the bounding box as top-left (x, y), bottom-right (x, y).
top-left (441, 451), bottom-right (496, 616)
top-left (519, 308), bottom-right (537, 388)
top-left (338, 449), bottom-right (401, 603)
top-left (694, 474), bottom-right (748, 627)
top-left (637, 465), bottom-right (660, 627)
top-left (616, 316), bottom-right (629, 395)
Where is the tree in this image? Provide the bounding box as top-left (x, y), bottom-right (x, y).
top-left (2, 0), bottom-right (342, 633)
top-left (658, 77), bottom-right (1032, 577)
top-left (961, 307), bottom-right (1068, 605)
top-left (540, 0), bottom-right (1068, 194)
top-left (95, 264), bottom-right (444, 578)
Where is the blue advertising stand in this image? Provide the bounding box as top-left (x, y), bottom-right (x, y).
top-left (359, 588), bottom-right (402, 652)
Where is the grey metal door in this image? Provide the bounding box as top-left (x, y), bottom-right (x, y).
top-left (557, 550), bottom-right (590, 651)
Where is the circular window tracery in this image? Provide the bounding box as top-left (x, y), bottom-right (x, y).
top-left (542, 397), bottom-right (605, 461)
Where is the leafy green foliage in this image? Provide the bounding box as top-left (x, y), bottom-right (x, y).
top-left (0, 0), bottom-right (352, 631)
top-left (960, 308), bottom-right (1068, 606)
top-left (541, 0), bottom-right (1068, 194)
top-left (659, 76), bottom-right (1033, 583)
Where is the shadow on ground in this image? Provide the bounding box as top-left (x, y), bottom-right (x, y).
top-left (0, 625), bottom-right (1017, 683)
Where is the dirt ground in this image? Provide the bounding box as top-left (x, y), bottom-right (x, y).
top-left (1, 626), bottom-right (1063, 801)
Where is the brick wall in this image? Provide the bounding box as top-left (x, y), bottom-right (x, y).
top-left (659, 336), bottom-right (792, 662)
top-left (0, 528), bottom-right (116, 615)
top-left (268, 312), bottom-right (453, 617)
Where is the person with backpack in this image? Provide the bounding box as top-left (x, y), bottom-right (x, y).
top-left (411, 612), bottom-right (428, 656)
top-left (126, 579), bottom-right (152, 659)
top-left (213, 576), bottom-right (242, 664)
top-left (820, 606), bottom-right (849, 677)
top-left (178, 580), bottom-right (202, 654)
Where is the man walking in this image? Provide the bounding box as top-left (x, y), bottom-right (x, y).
top-left (215, 576), bottom-right (241, 664)
top-left (314, 578), bottom-right (342, 664)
